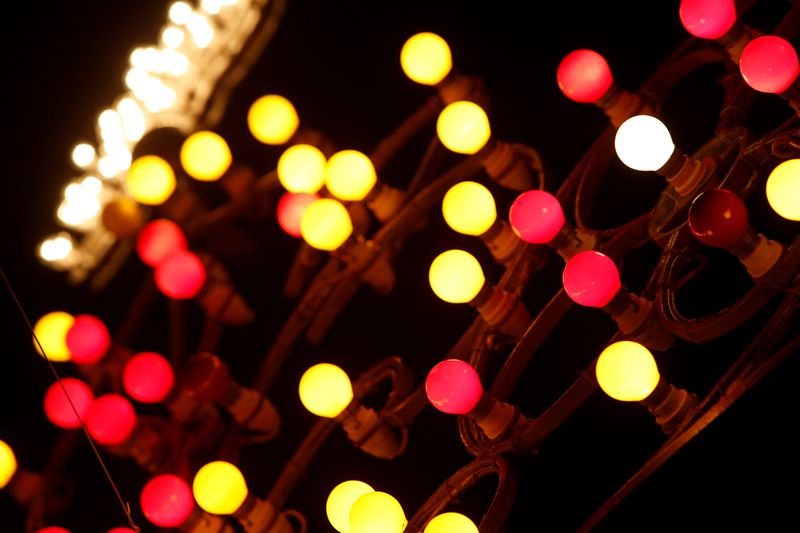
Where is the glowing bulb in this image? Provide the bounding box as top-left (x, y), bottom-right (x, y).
top-left (688, 189), bottom-right (750, 248)
top-left (276, 192), bottom-right (319, 238)
top-left (428, 249), bottom-right (485, 304)
top-left (508, 189), bottom-right (566, 244)
top-left (436, 101), bottom-right (491, 155)
top-left (442, 181), bottom-right (497, 236)
top-left (298, 363), bottom-right (353, 418)
top-left (325, 150), bottom-right (378, 202)
top-left (596, 341), bottom-right (660, 401)
top-left (33, 311), bottom-right (75, 362)
top-left (161, 26), bottom-right (185, 49)
top-left (562, 251), bottom-right (621, 308)
top-left (679, 0), bottom-right (737, 39)
top-left (0, 439), bottom-right (17, 489)
top-left (39, 233), bottom-right (75, 263)
top-left (614, 115), bottom-right (675, 171)
top-left (66, 314), bottom-right (111, 365)
top-left (425, 359), bottom-right (483, 415)
top-left (424, 512), bottom-right (479, 533)
top-left (107, 528), bottom-right (136, 533)
top-left (123, 352), bottom-right (176, 403)
top-left (44, 378), bottom-right (95, 429)
top-left (766, 159), bottom-right (800, 221)
top-left (154, 249), bottom-right (207, 299)
top-left (169, 2), bottom-right (192, 25)
top-left (71, 143), bottom-right (96, 168)
top-left (349, 491), bottom-right (407, 533)
top-left (136, 219), bottom-right (188, 267)
top-left (299, 198), bottom-right (353, 251)
top-left (125, 155), bottom-right (176, 205)
top-left (101, 198), bottom-right (144, 239)
top-left (277, 144), bottom-right (326, 193)
top-left (193, 461), bottom-right (248, 515)
top-left (85, 394), bottom-right (137, 445)
top-left (247, 94), bottom-right (300, 145)
top-left (141, 474), bottom-right (194, 527)
top-left (739, 36), bottom-right (800, 94)
top-left (400, 32), bottom-right (453, 86)
top-left (327, 480), bottom-right (375, 533)
top-left (557, 49), bottom-right (614, 103)
top-left (36, 528), bottom-right (70, 533)
top-left (180, 131), bottom-right (232, 182)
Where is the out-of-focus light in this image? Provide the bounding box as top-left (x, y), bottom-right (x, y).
top-left (400, 32), bottom-right (452, 86)
top-left (154, 249), bottom-right (207, 299)
top-left (562, 251), bottom-right (621, 308)
top-left (596, 341), bottom-right (660, 401)
top-left (39, 233), bottom-right (75, 263)
top-left (44, 378), bottom-right (94, 429)
top-left (614, 115), bottom-right (675, 171)
top-left (66, 315), bottom-right (111, 365)
top-left (161, 26), bottom-right (185, 49)
top-left (679, 0), bottom-right (737, 39)
top-left (85, 394), bottom-right (137, 446)
top-left (162, 48), bottom-right (189, 76)
top-left (125, 67), bottom-right (149, 92)
top-left (739, 35), bottom-right (800, 94)
top-left (277, 144), bottom-right (326, 193)
top-left (71, 143), bottom-right (96, 168)
top-left (193, 461), bottom-right (248, 515)
top-left (123, 352), bottom-right (176, 403)
top-left (425, 359), bottom-right (483, 415)
top-left (325, 150), bottom-right (377, 202)
top-left (349, 491), bottom-right (407, 533)
top-left (299, 198), bottom-right (353, 251)
top-left (35, 528), bottom-right (71, 533)
top-left (276, 192), bottom-right (319, 238)
top-left (0, 439), bottom-right (17, 489)
top-left (326, 480), bottom-right (375, 533)
top-left (107, 528), bottom-right (136, 533)
top-left (99, 109), bottom-right (122, 133)
top-left (137, 219), bottom-right (188, 267)
top-left (201, 0), bottom-right (223, 15)
top-left (436, 101), bottom-right (491, 155)
top-left (101, 197), bottom-right (143, 239)
top-left (766, 159), bottom-right (800, 221)
top-left (428, 249), bottom-right (485, 304)
top-left (509, 189), bottom-right (565, 244)
top-left (247, 94), bottom-right (300, 145)
top-left (424, 512), bottom-right (479, 533)
top-left (298, 363), bottom-right (353, 418)
top-left (98, 156), bottom-right (120, 178)
top-left (688, 189), bottom-right (750, 248)
top-left (125, 155), bottom-right (176, 205)
top-left (117, 98), bottom-right (146, 142)
top-left (168, 1), bottom-right (193, 25)
top-left (33, 311), bottom-right (75, 362)
top-left (141, 474), bottom-right (194, 528)
top-left (557, 49), bottom-right (614, 103)
top-left (180, 131), bottom-right (232, 182)
top-left (187, 12), bottom-right (214, 48)
top-left (442, 181), bottom-right (497, 236)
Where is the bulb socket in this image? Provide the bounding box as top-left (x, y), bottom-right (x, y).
top-left (468, 394), bottom-right (526, 440)
top-left (597, 85), bottom-right (653, 128)
top-left (436, 72), bottom-right (488, 105)
top-left (472, 284), bottom-right (532, 340)
top-left (729, 228), bottom-right (784, 279)
top-left (365, 182), bottom-right (407, 222)
top-left (716, 21), bottom-right (753, 64)
top-left (341, 404), bottom-right (403, 459)
top-left (664, 155), bottom-right (716, 197)
top-left (224, 385), bottom-right (281, 438)
top-left (548, 220), bottom-right (597, 260)
top-left (603, 289), bottom-right (675, 351)
top-left (479, 140), bottom-right (536, 191)
top-left (480, 220), bottom-right (524, 264)
top-left (640, 376), bottom-right (697, 434)
top-left (232, 494), bottom-right (294, 533)
top-left (181, 505), bottom-right (236, 532)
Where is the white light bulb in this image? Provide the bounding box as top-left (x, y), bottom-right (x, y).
top-left (614, 115), bottom-right (675, 172)
top-left (39, 234), bottom-right (75, 262)
top-left (71, 143), bottom-right (96, 168)
top-left (169, 1), bottom-right (193, 25)
top-left (161, 26), bottom-right (185, 49)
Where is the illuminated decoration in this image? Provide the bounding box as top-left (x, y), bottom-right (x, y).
top-left (299, 198), bottom-right (354, 251)
top-left (247, 94), bottom-right (300, 145)
top-left (192, 461), bottom-right (248, 515)
top-left (298, 363), bottom-right (353, 418)
top-left (400, 32), bottom-right (453, 86)
top-left (428, 249), bottom-right (485, 304)
top-left (71, 143), bottom-right (96, 169)
top-left (0, 439), bottom-right (17, 489)
top-left (106, 529), bottom-right (136, 533)
top-left (33, 311), bottom-right (75, 362)
top-left (101, 197), bottom-right (143, 238)
top-left (436, 101), bottom-right (491, 155)
top-left (325, 150), bottom-right (378, 202)
top-left (43, 378), bottom-right (95, 429)
top-left (154, 249), bottom-right (207, 299)
top-left (614, 115), bottom-right (675, 172)
top-left (35, 528), bottom-right (70, 533)
top-left (85, 394), bottom-right (137, 446)
top-left (596, 341), bottom-right (660, 401)
top-left (509, 189), bottom-right (566, 244)
top-left (140, 474), bottom-right (194, 527)
top-left (65, 314), bottom-right (111, 365)
top-left (37, 232), bottom-right (78, 269)
top-left (679, 0), bottom-right (737, 39)
top-left (766, 159), bottom-right (800, 221)
top-left (425, 359), bottom-right (483, 415)
top-left (739, 35), bottom-right (800, 94)
top-left (441, 181), bottom-right (497, 236)
top-left (57, 176), bottom-right (106, 231)
top-left (349, 491), bottom-right (407, 533)
top-left (180, 130), bottom-right (232, 182)
top-left (276, 192), bottom-right (319, 238)
top-left (136, 219), bottom-right (188, 267)
top-left (688, 189), bottom-right (750, 248)
top-left (562, 251), bottom-right (621, 308)
top-left (123, 352), bottom-right (176, 403)
top-left (557, 49), bottom-right (614, 103)
top-left (326, 480), bottom-right (375, 533)
top-left (125, 155), bottom-right (176, 205)
top-left (424, 512), bottom-right (479, 533)
top-left (277, 144), bottom-right (327, 194)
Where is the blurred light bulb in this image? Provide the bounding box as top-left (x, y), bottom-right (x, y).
top-left (33, 311), bottom-right (75, 362)
top-left (201, 0), bottom-right (223, 15)
top-left (508, 189), bottom-right (566, 244)
top-left (562, 251), bottom-right (621, 308)
top-left (161, 26), bottom-right (185, 49)
top-left (557, 49), bottom-right (614, 103)
top-left (169, 2), bottom-right (193, 25)
top-left (327, 480), bottom-right (375, 533)
top-left (65, 314), bottom-right (111, 365)
top-left (71, 143), bottom-right (96, 168)
top-left (141, 474), bottom-right (194, 527)
top-left (436, 101), bottom-right (491, 155)
top-left (442, 181), bottom-right (497, 236)
top-left (424, 512), bottom-right (479, 533)
top-left (107, 528), bottom-right (136, 533)
top-left (766, 159), bottom-right (800, 221)
top-left (39, 233), bottom-right (75, 263)
top-left (428, 249), bottom-right (485, 304)
top-left (44, 378), bottom-right (94, 429)
top-left (123, 352), bottom-right (176, 403)
top-left (349, 491), bottom-right (407, 533)
top-left (180, 131), bottom-right (232, 182)
top-left (688, 189), bottom-right (750, 248)
top-left (325, 150), bottom-right (378, 201)
top-left (425, 359), bottom-right (483, 415)
top-left (679, 0), bottom-right (737, 39)
top-left (125, 155), bottom-right (176, 205)
top-left (596, 341), bottom-right (660, 401)
top-left (400, 32), bottom-right (453, 86)
top-left (193, 461), bottom-right (248, 515)
top-left (117, 98), bottom-right (146, 142)
top-left (247, 94), bottom-right (300, 145)
top-left (277, 144), bottom-right (326, 193)
top-left (299, 198), bottom-right (353, 251)
top-left (85, 394), bottom-right (137, 445)
top-left (0, 439), bottom-right (17, 489)
top-left (36, 528), bottom-right (70, 533)
top-left (136, 219), bottom-right (188, 267)
top-left (276, 192), bottom-right (319, 238)
top-left (614, 115), bottom-right (675, 171)
top-left (155, 249), bottom-right (207, 299)
top-left (187, 12), bottom-right (214, 48)
top-left (739, 35), bottom-right (800, 94)
top-left (298, 363), bottom-right (353, 418)
top-left (101, 198), bottom-right (144, 239)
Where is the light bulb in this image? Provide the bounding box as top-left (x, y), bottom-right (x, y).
top-left (276, 192), bottom-right (319, 238)
top-left (247, 94), bottom-right (300, 145)
top-left (141, 474), bottom-right (194, 527)
top-left (136, 219), bottom-right (188, 267)
top-left (154, 249), bottom-right (207, 299)
top-left (614, 115), bottom-right (675, 172)
top-left (349, 491), bottom-right (407, 533)
top-left (327, 480), bottom-right (375, 533)
top-left (85, 394), bottom-right (137, 445)
top-left (298, 363), bottom-right (353, 418)
top-left (36, 528), bottom-right (70, 533)
top-left (325, 150), bottom-right (378, 201)
top-left (125, 155), bottom-right (176, 205)
top-left (193, 461), bottom-right (248, 515)
top-left (71, 143), bottom-right (96, 168)
top-left (436, 101), bottom-right (491, 155)
top-left (442, 181), bottom-right (497, 236)
top-left (123, 352), bottom-right (175, 403)
top-left (562, 251), bottom-right (621, 308)
top-left (65, 314), bottom-right (111, 365)
top-left (766, 159), bottom-right (800, 221)
top-left (508, 189), bottom-right (566, 244)
top-left (679, 0), bottom-right (737, 39)
top-left (424, 512), bottom-right (479, 533)
top-left (596, 341), bottom-right (660, 401)
top-left (107, 529), bottom-right (136, 533)
top-left (299, 198), bottom-right (353, 251)
top-left (44, 378), bottom-right (95, 429)
top-left (101, 198), bottom-right (143, 239)
top-left (688, 189), bottom-right (750, 248)
top-left (556, 49), bottom-right (614, 103)
top-left (180, 131), bottom-right (232, 182)
top-left (739, 35), bottom-right (800, 94)
top-left (33, 311), bottom-right (75, 362)
top-left (428, 249), bottom-right (485, 304)
top-left (400, 32), bottom-right (453, 86)
top-left (277, 144), bottom-right (327, 193)
top-left (0, 439), bottom-right (17, 489)
top-left (425, 359), bottom-right (483, 415)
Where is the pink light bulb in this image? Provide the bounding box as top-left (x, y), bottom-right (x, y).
top-left (85, 394), bottom-right (137, 446)
top-left (557, 49), bottom-right (614, 103)
top-left (425, 359), bottom-right (483, 415)
top-left (44, 377), bottom-right (95, 429)
top-left (65, 314), bottom-right (111, 365)
top-left (123, 352), bottom-right (176, 403)
top-left (140, 474), bottom-right (194, 528)
top-left (107, 529), bottom-right (136, 533)
top-left (688, 189), bottom-right (750, 248)
top-left (508, 190), bottom-right (566, 244)
top-left (679, 0), bottom-right (737, 39)
top-left (136, 219), bottom-right (188, 267)
top-left (181, 352), bottom-right (231, 402)
top-left (277, 191), bottom-right (319, 238)
top-left (562, 251), bottom-right (621, 308)
top-left (36, 528), bottom-right (71, 533)
top-left (154, 249), bottom-right (207, 299)
top-left (739, 36), bottom-right (800, 94)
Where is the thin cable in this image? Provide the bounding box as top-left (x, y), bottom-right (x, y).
top-left (0, 266), bottom-right (141, 532)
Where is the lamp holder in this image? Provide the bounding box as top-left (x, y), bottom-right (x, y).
top-left (180, 505), bottom-right (236, 533)
top-left (232, 494), bottom-right (295, 533)
top-left (468, 394), bottom-right (527, 440)
top-left (603, 288), bottom-right (675, 351)
top-left (549, 220), bottom-right (597, 261)
top-left (480, 220), bottom-right (524, 265)
top-left (472, 283), bottom-right (532, 340)
top-left (596, 84), bottom-right (654, 128)
top-left (340, 403), bottom-right (404, 459)
top-left (221, 383), bottom-right (281, 438)
top-left (365, 182), bottom-right (407, 222)
top-left (729, 227), bottom-right (785, 279)
top-left (640, 376), bottom-right (698, 434)
top-left (479, 140), bottom-right (536, 191)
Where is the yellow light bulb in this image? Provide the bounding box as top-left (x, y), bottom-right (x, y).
top-left (349, 491), bottom-right (407, 533)
top-left (442, 181), bottom-right (497, 235)
top-left (424, 512), bottom-right (479, 533)
top-left (33, 311), bottom-right (75, 362)
top-left (125, 155), bottom-right (176, 205)
top-left (180, 131), bottom-right (232, 182)
top-left (429, 249), bottom-right (485, 304)
top-left (247, 94), bottom-right (300, 145)
top-left (0, 440), bottom-right (17, 489)
top-left (436, 101), bottom-right (491, 155)
top-left (300, 198), bottom-right (353, 251)
top-left (277, 144), bottom-right (327, 194)
top-left (192, 461), bottom-right (248, 515)
top-left (327, 480), bottom-right (375, 533)
top-left (298, 363), bottom-right (353, 418)
top-left (325, 150), bottom-right (378, 201)
top-left (596, 341), bottom-right (660, 402)
top-left (614, 115), bottom-right (675, 172)
top-left (400, 32), bottom-right (453, 86)
top-left (766, 158), bottom-right (800, 221)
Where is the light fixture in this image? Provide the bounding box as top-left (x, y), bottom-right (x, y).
top-left (154, 249), bottom-right (207, 299)
top-left (180, 130), bottom-right (232, 182)
top-left (123, 352), bottom-right (176, 404)
top-left (125, 154), bottom-right (177, 206)
top-left (84, 393), bottom-right (138, 446)
top-left (326, 479), bottom-right (375, 533)
top-left (277, 144), bottom-right (327, 194)
top-left (247, 94), bottom-right (300, 145)
top-left (349, 490), bottom-right (407, 533)
top-left (65, 314), bottom-right (111, 365)
top-left (136, 218), bottom-right (189, 267)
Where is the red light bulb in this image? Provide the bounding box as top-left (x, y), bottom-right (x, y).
top-left (679, 0), bottom-right (737, 39)
top-left (277, 191), bottom-right (319, 238)
top-left (36, 528), bottom-right (71, 533)
top-left (182, 352), bottom-right (231, 402)
top-left (739, 36), bottom-right (800, 94)
top-left (154, 249), bottom-right (206, 299)
top-left (65, 314), bottom-right (111, 365)
top-left (123, 352), bottom-right (176, 403)
top-left (688, 189), bottom-right (750, 248)
top-left (508, 190), bottom-right (566, 244)
top-left (140, 474), bottom-right (194, 528)
top-left (136, 219), bottom-right (188, 267)
top-left (85, 394), bottom-right (137, 446)
top-left (557, 49), bottom-right (614, 103)
top-left (107, 529), bottom-right (136, 533)
top-left (425, 359), bottom-right (484, 415)
top-left (562, 251), bottom-right (621, 308)
top-left (44, 377), bottom-right (94, 429)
